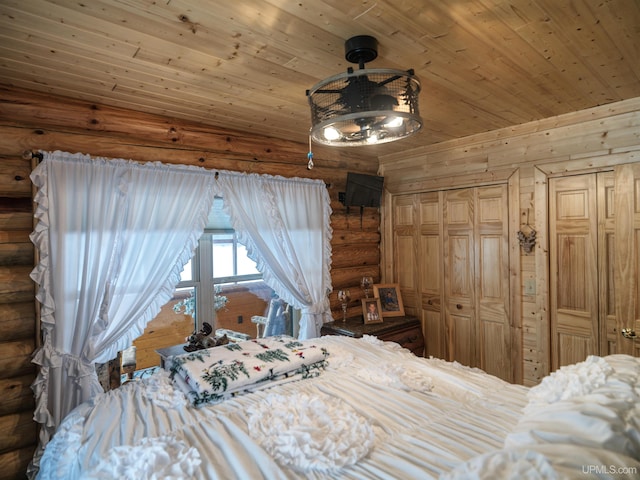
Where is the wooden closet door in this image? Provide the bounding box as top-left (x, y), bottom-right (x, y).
top-left (549, 175), bottom-right (599, 368)
top-left (443, 188), bottom-right (476, 367)
top-left (597, 172), bottom-right (618, 356)
top-left (418, 192), bottom-right (445, 359)
top-left (476, 185), bottom-right (511, 380)
top-left (614, 164), bottom-right (640, 357)
top-left (392, 195), bottom-right (419, 313)
top-left (443, 186), bottom-right (511, 379)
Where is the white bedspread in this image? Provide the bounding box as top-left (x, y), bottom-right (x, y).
top-left (36, 336), bottom-right (536, 479)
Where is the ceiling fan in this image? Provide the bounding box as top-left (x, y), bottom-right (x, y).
top-left (306, 35), bottom-right (422, 147)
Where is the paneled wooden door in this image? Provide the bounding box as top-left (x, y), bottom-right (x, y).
top-left (549, 174), bottom-right (599, 368)
top-left (443, 186), bottom-right (511, 379)
top-left (613, 164), bottom-right (640, 357)
top-left (550, 166), bottom-right (640, 370)
top-left (392, 186), bottom-right (511, 381)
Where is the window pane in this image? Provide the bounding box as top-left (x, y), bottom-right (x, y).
top-left (237, 243), bottom-right (260, 275)
top-left (173, 286), bottom-right (197, 320)
top-left (212, 240), bottom-right (234, 277)
top-left (179, 259), bottom-right (192, 282)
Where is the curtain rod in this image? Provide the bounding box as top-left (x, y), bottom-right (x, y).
top-left (22, 151), bottom-right (332, 188)
top-left (23, 150), bottom-right (44, 161)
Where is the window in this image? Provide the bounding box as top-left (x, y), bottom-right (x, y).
top-left (175, 197), bottom-right (263, 329)
top-left (210, 232), bottom-right (261, 283)
top-left (133, 198), bottom-right (274, 371)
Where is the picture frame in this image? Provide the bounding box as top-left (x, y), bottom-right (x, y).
top-left (361, 297), bottom-right (383, 324)
top-left (373, 284), bottom-right (405, 317)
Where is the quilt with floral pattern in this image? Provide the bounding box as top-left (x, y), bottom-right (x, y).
top-left (166, 335), bottom-right (329, 407)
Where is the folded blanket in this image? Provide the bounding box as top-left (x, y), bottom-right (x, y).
top-left (166, 336), bottom-right (329, 407)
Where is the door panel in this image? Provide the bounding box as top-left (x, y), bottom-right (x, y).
top-left (476, 186), bottom-right (511, 380)
top-left (550, 175), bottom-right (599, 369)
top-left (418, 192), bottom-right (445, 358)
top-left (614, 164), bottom-right (640, 357)
top-left (393, 195), bottom-right (418, 312)
top-left (598, 172), bottom-right (617, 355)
top-left (444, 189), bottom-right (475, 366)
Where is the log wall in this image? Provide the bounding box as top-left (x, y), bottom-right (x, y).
top-left (0, 86), bottom-right (380, 479)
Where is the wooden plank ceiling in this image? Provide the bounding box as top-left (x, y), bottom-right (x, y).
top-left (0, 0), bottom-right (638, 163)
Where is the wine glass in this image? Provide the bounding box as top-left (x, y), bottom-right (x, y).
top-left (360, 276), bottom-right (373, 298)
top-left (337, 289), bottom-right (350, 322)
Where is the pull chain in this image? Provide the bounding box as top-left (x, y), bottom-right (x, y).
top-left (307, 135), bottom-right (314, 170)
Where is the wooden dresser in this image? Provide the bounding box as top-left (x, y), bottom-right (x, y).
top-left (321, 315), bottom-right (424, 357)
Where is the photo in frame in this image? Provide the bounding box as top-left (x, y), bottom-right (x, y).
top-left (373, 284), bottom-right (405, 317)
top-left (361, 297), bottom-right (383, 324)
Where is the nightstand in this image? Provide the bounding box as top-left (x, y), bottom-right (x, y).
top-left (321, 315), bottom-right (424, 357)
top-left (156, 343), bottom-right (189, 369)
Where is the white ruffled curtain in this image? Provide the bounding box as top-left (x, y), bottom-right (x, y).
top-left (28, 151), bottom-right (216, 475)
top-left (214, 171), bottom-right (333, 339)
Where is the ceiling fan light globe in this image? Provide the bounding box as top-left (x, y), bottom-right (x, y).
top-left (323, 126), bottom-right (341, 141)
top-left (385, 116), bottom-right (403, 128)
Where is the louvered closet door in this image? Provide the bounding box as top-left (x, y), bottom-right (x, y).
top-left (549, 175), bottom-right (599, 368)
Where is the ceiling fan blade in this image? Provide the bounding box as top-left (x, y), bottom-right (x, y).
top-left (376, 74), bottom-right (402, 87)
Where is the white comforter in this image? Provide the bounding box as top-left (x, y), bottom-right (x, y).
top-left (36, 336), bottom-right (640, 479)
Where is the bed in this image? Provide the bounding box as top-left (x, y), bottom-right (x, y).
top-left (36, 335), bottom-right (640, 479)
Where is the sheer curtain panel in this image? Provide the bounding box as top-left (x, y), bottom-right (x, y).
top-left (28, 151), bottom-right (216, 475)
top-left (215, 172), bottom-right (333, 339)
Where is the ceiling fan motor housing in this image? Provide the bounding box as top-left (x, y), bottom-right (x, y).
top-left (345, 35), bottom-right (378, 66)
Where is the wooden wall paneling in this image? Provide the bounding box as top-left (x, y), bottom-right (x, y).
top-left (508, 170), bottom-right (523, 384)
top-left (330, 229), bottom-right (380, 247)
top-left (539, 151), bottom-right (640, 177)
top-left (384, 165), bottom-right (515, 196)
top-left (0, 124), bottom-right (364, 182)
top-left (379, 97), bottom-right (640, 172)
top-left (0, 374), bottom-right (35, 418)
top-left (0, 302), bottom-right (35, 343)
top-left (0, 87), bottom-right (376, 171)
top-left (0, 446), bottom-right (36, 480)
top-left (0, 339), bottom-right (35, 380)
top-left (380, 189), bottom-right (394, 284)
top-left (532, 167), bottom-right (550, 384)
top-left (0, 157), bottom-right (32, 197)
top-left (0, 411), bottom-right (37, 460)
top-left (0, 167), bottom-right (36, 478)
